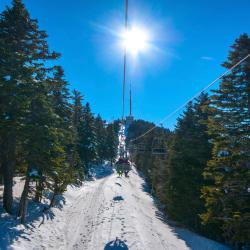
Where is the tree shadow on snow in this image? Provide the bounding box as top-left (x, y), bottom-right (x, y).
top-left (141, 182), bottom-right (151, 194)
top-left (88, 163), bottom-right (114, 180)
top-left (154, 207), bottom-right (230, 250)
top-left (0, 199), bottom-right (27, 250)
top-left (0, 193), bottom-right (65, 249)
top-left (104, 238), bottom-right (129, 250)
top-left (136, 171), bottom-right (154, 197)
top-left (43, 191), bottom-right (66, 211)
top-left (135, 173), bottom-right (230, 250)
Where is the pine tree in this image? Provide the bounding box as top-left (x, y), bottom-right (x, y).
top-left (49, 67), bottom-right (80, 184)
top-left (78, 102), bottom-right (98, 174)
top-left (71, 90), bottom-right (85, 179)
top-left (166, 102), bottom-right (196, 225)
top-left (201, 34), bottom-right (250, 247)
top-left (0, 0), bottom-right (59, 213)
top-left (95, 115), bottom-right (107, 164)
top-left (166, 96), bottom-right (211, 230)
top-left (18, 92), bottom-right (65, 223)
top-left (33, 66), bottom-right (78, 203)
top-left (127, 120), bottom-right (172, 199)
top-left (105, 123), bottom-right (118, 164)
top-left (72, 90), bottom-right (84, 131)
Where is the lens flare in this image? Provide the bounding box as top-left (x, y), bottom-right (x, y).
top-left (121, 27), bottom-right (149, 55)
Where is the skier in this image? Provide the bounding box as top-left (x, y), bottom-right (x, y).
top-left (124, 161), bottom-right (131, 177)
top-left (117, 168), bottom-right (123, 177)
top-left (115, 157), bottom-right (131, 177)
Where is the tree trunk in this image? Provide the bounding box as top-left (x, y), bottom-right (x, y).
top-left (0, 162), bottom-right (3, 185)
top-left (49, 192), bottom-right (56, 208)
top-left (18, 172), bottom-right (31, 224)
top-left (49, 183), bottom-right (58, 208)
top-left (34, 177), bottom-right (43, 203)
top-left (3, 163), bottom-right (13, 213)
top-left (2, 132), bottom-right (16, 214)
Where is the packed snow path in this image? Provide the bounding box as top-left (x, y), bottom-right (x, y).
top-left (10, 166), bottom-right (229, 250)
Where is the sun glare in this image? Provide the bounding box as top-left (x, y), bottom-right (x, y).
top-left (121, 27), bottom-right (149, 55)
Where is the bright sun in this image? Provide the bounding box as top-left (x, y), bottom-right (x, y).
top-left (122, 27), bottom-right (149, 55)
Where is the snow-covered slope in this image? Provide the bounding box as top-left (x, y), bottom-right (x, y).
top-left (1, 166), bottom-right (230, 250)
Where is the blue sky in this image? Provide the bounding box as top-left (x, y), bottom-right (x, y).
top-left (1, 0), bottom-right (250, 129)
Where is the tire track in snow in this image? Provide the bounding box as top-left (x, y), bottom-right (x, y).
top-left (64, 177), bottom-right (108, 250)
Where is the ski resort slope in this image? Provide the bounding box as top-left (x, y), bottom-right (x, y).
top-left (11, 166), bottom-right (230, 250)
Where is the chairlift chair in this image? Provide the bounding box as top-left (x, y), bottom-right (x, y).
top-left (151, 137), bottom-right (167, 156)
top-left (115, 157), bottom-right (132, 174)
top-left (136, 143), bottom-right (148, 153)
top-left (127, 143), bottom-right (136, 153)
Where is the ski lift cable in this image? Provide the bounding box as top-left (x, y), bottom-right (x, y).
top-left (130, 53), bottom-right (250, 143)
